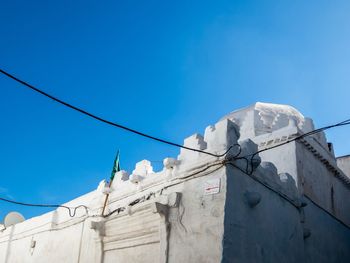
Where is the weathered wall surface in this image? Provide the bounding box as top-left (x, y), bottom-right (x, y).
top-left (221, 103), bottom-right (350, 263)
top-left (258, 139), bottom-right (299, 186)
top-left (337, 155), bottom-right (350, 178)
top-left (167, 169), bottom-right (226, 263)
top-left (227, 103), bottom-right (350, 227)
top-left (303, 197), bottom-right (350, 263)
top-left (0, 166), bottom-right (227, 263)
top-left (0, 218), bottom-right (85, 263)
top-left (1, 102), bottom-right (349, 263)
top-left (222, 164), bottom-right (304, 263)
top-left (98, 167), bottom-right (227, 263)
top-left (295, 140), bottom-right (350, 226)
top-left (222, 163), bottom-right (350, 263)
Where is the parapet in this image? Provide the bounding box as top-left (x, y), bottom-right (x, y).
top-left (3, 102), bottom-right (348, 234)
top-left (337, 155), bottom-right (350, 179)
top-left (221, 102), bottom-right (328, 148)
top-left (100, 111), bottom-right (299, 213)
top-left (221, 102), bottom-right (306, 137)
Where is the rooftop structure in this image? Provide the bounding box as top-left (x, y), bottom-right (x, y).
top-left (0, 102), bottom-right (349, 263)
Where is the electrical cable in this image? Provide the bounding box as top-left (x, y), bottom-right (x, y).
top-left (225, 161), bottom-right (350, 230)
top-left (246, 119), bottom-right (350, 158)
top-left (226, 161), bottom-right (301, 208)
top-left (0, 197), bottom-right (88, 217)
top-left (1, 119), bottom-right (349, 216)
top-left (0, 68), bottom-right (236, 158)
top-left (2, 68), bottom-right (348, 160)
top-left (2, 68), bottom-right (350, 221)
top-left (233, 118), bottom-right (350, 175)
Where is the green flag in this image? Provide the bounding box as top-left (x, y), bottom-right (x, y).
top-left (110, 150), bottom-right (121, 181)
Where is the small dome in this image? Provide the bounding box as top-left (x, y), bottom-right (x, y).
top-left (221, 102), bottom-right (307, 139)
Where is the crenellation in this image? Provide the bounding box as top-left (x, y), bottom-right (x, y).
top-left (129, 174), bottom-right (144, 184)
top-left (234, 109), bottom-right (261, 138)
top-left (163, 157), bottom-right (179, 178)
top-left (337, 155), bottom-right (350, 179)
top-left (163, 157), bottom-right (178, 170)
top-left (132, 160), bottom-right (154, 176)
top-left (256, 162), bottom-right (281, 192)
top-left (111, 170), bottom-right (130, 189)
top-left (238, 138), bottom-right (259, 156)
top-left (278, 172), bottom-right (300, 202)
top-left (204, 119), bottom-right (240, 153)
top-left (301, 117), bottom-right (315, 133)
top-left (204, 125), bottom-right (215, 146)
top-left (1, 102), bottom-right (349, 263)
top-left (178, 133), bottom-right (207, 162)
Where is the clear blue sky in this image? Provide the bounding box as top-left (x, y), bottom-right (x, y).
top-left (1, 0), bottom-right (349, 220)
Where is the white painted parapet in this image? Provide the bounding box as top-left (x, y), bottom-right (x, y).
top-left (221, 102), bottom-right (350, 226)
top-left (0, 102), bottom-right (349, 263)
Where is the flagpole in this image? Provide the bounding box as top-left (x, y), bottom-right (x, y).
top-left (101, 180), bottom-right (113, 216)
top-left (101, 150), bottom-right (120, 216)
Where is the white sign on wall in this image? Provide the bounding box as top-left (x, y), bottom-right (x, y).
top-left (204, 178), bottom-right (221, 195)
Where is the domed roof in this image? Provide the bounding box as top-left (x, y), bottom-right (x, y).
top-left (221, 102), bottom-right (307, 138)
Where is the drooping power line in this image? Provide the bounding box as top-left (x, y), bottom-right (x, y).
top-left (1, 68), bottom-right (349, 159)
top-left (1, 67), bottom-right (350, 219)
top-left (0, 197), bottom-right (87, 217)
top-left (0, 68), bottom-right (234, 158)
top-left (1, 118), bottom-right (349, 216)
top-left (235, 118), bottom-right (350, 175)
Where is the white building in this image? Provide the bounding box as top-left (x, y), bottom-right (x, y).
top-left (0, 102), bottom-right (349, 263)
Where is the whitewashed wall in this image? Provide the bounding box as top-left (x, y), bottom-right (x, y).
top-left (1, 102), bottom-right (349, 263)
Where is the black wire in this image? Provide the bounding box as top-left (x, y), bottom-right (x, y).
top-left (226, 162), bottom-right (301, 208)
top-left (303, 195), bottom-right (350, 230)
top-left (0, 197), bottom-right (88, 217)
top-left (225, 162), bottom-right (350, 230)
top-left (247, 120), bottom-right (350, 158)
top-left (2, 68), bottom-right (350, 218)
top-left (0, 68), bottom-right (235, 158)
top-left (243, 120), bottom-right (350, 175)
top-left (233, 119), bottom-right (350, 175)
top-left (102, 191), bottom-right (156, 218)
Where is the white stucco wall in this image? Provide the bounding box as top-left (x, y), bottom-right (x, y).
top-left (337, 155), bottom-right (350, 179)
top-left (0, 102), bottom-right (349, 263)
